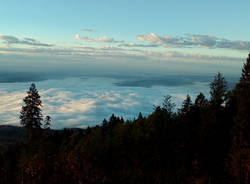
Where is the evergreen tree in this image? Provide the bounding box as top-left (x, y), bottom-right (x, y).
top-left (194, 93), bottom-right (208, 109)
top-left (162, 95), bottom-right (176, 116)
top-left (20, 83), bottom-right (43, 138)
top-left (210, 72), bottom-right (228, 107)
top-left (234, 54), bottom-right (250, 138)
top-left (181, 95), bottom-right (192, 114)
top-left (241, 53), bottom-right (250, 82)
top-left (44, 116), bottom-right (51, 129)
top-left (229, 54), bottom-right (250, 184)
top-left (137, 112), bottom-right (143, 120)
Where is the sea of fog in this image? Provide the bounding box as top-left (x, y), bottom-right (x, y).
top-left (0, 73), bottom-right (239, 129)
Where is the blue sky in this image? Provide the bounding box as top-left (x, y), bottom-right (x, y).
top-left (1, 0), bottom-right (250, 39)
top-left (0, 0), bottom-right (250, 76)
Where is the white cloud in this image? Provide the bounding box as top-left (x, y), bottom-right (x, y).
top-left (0, 34), bottom-right (53, 47)
top-left (137, 33), bottom-right (250, 50)
top-left (119, 43), bottom-right (159, 48)
top-left (75, 34), bottom-right (124, 43)
top-left (55, 99), bottom-right (95, 114)
top-left (0, 43), bottom-right (243, 65)
top-left (0, 33), bottom-right (246, 71)
top-left (107, 99), bottom-right (139, 110)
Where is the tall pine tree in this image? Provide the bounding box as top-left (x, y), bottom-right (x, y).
top-left (181, 95), bottom-right (192, 114)
top-left (228, 54), bottom-right (250, 184)
top-left (44, 116), bottom-right (51, 129)
top-left (210, 72), bottom-right (228, 108)
top-left (20, 83), bottom-right (43, 139)
top-left (194, 93), bottom-right (208, 109)
top-left (241, 53), bottom-right (250, 82)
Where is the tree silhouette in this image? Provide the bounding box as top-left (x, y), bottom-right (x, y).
top-left (194, 93), bottom-right (208, 109)
top-left (137, 112), bottom-right (143, 120)
top-left (162, 95), bottom-right (176, 116)
top-left (229, 54), bottom-right (250, 184)
top-left (210, 72), bottom-right (228, 108)
top-left (241, 53), bottom-right (250, 82)
top-left (44, 116), bottom-right (52, 129)
top-left (20, 83), bottom-right (43, 139)
top-left (181, 95), bottom-right (192, 114)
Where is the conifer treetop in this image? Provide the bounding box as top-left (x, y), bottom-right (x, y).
top-left (241, 53), bottom-right (250, 82)
top-left (20, 83), bottom-right (43, 130)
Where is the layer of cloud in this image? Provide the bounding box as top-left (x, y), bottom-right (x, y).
top-left (0, 44), bottom-right (243, 64)
top-left (0, 35), bottom-right (53, 47)
top-left (0, 77), bottom-right (211, 129)
top-left (137, 33), bottom-right (250, 50)
top-left (1, 32), bottom-right (249, 65)
top-left (119, 43), bottom-right (159, 48)
top-left (75, 34), bottom-right (124, 43)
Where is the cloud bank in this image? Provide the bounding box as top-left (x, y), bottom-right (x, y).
top-left (75, 34), bottom-right (124, 43)
top-left (0, 35), bottom-right (53, 47)
top-left (119, 43), bottom-right (159, 48)
top-left (0, 32), bottom-right (247, 82)
top-left (0, 32), bottom-right (247, 69)
top-left (74, 32), bottom-right (250, 50)
top-left (137, 33), bottom-right (250, 50)
top-left (0, 76), bottom-right (211, 129)
top-left (0, 43), bottom-right (243, 64)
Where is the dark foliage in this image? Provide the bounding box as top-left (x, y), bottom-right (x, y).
top-left (20, 83), bottom-right (43, 140)
top-left (0, 56), bottom-right (250, 184)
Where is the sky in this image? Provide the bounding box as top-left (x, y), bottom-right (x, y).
top-left (0, 0), bottom-right (250, 67)
top-left (0, 1), bottom-right (249, 128)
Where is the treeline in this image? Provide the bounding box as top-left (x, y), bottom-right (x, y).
top-left (0, 55), bottom-right (250, 184)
